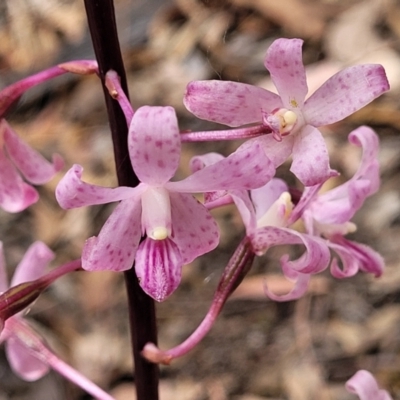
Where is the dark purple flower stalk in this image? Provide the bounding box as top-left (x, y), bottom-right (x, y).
top-left (83, 1), bottom-right (159, 399)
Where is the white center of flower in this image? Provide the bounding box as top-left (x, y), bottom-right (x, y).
top-left (141, 186), bottom-right (172, 240)
top-left (282, 110), bottom-right (297, 127)
top-left (151, 227), bottom-right (169, 240)
top-left (262, 108), bottom-right (299, 141)
top-left (257, 192), bottom-right (293, 228)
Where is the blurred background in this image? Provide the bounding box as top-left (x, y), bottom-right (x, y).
top-left (0, 0), bottom-right (400, 399)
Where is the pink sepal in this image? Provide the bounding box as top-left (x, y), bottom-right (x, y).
top-left (2, 121), bottom-right (63, 185)
top-left (303, 65), bottom-right (390, 126)
top-left (0, 147), bottom-right (38, 212)
top-left (264, 268), bottom-right (310, 302)
top-left (250, 227), bottom-right (330, 274)
top-left (82, 199), bottom-right (142, 272)
top-left (291, 125), bottom-right (338, 186)
top-left (128, 106), bottom-right (181, 186)
top-left (11, 242), bottom-right (54, 287)
top-left (168, 141), bottom-right (275, 193)
top-left (184, 80), bottom-right (282, 127)
top-left (56, 164), bottom-right (138, 209)
top-left (346, 370), bottom-right (392, 400)
top-left (328, 236), bottom-right (384, 278)
top-left (6, 333), bottom-right (49, 381)
top-left (264, 38), bottom-right (308, 109)
top-left (169, 192), bottom-right (219, 265)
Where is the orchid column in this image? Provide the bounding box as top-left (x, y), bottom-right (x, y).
top-left (83, 1), bottom-right (159, 399)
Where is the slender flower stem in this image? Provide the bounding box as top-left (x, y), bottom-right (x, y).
top-left (180, 124), bottom-right (270, 142)
top-left (5, 318), bottom-right (115, 400)
top-left (0, 61), bottom-right (98, 118)
top-left (83, 1), bottom-right (159, 399)
top-left (142, 237), bottom-right (255, 364)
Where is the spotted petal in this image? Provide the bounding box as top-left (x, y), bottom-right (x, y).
top-left (250, 227), bottom-right (330, 274)
top-left (56, 164), bottom-right (138, 209)
top-left (167, 141), bottom-right (275, 193)
top-left (169, 192), bottom-right (219, 264)
top-left (82, 198), bottom-right (142, 272)
top-left (291, 125), bottom-right (337, 186)
top-left (303, 65), bottom-right (389, 126)
top-left (128, 106), bottom-right (181, 186)
top-left (184, 80), bottom-right (282, 126)
top-left (264, 38), bottom-right (308, 109)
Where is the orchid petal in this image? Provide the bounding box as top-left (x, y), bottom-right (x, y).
top-left (184, 80), bottom-right (282, 127)
top-left (264, 38), bottom-right (308, 109)
top-left (250, 227), bottom-right (330, 274)
top-left (264, 271), bottom-right (310, 302)
top-left (135, 237), bottom-right (182, 302)
top-left (55, 164), bottom-right (138, 209)
top-left (328, 236), bottom-right (384, 278)
top-left (167, 141), bottom-right (275, 193)
top-left (312, 180), bottom-right (371, 225)
top-left (346, 370), bottom-right (392, 400)
top-left (2, 121), bottom-right (63, 185)
top-left (231, 190), bottom-right (257, 235)
top-left (169, 192), bottom-right (219, 264)
top-left (6, 336), bottom-right (49, 381)
top-left (291, 125), bottom-right (337, 186)
top-left (0, 147), bottom-right (38, 212)
top-left (287, 184), bottom-right (322, 225)
top-left (349, 126), bottom-right (380, 191)
top-left (303, 65), bottom-right (389, 126)
top-left (11, 242), bottom-right (54, 287)
top-left (128, 106), bottom-right (180, 186)
top-left (309, 126), bottom-right (380, 224)
top-left (0, 242), bottom-right (8, 293)
top-left (250, 179), bottom-right (288, 221)
top-left (82, 198), bottom-right (142, 272)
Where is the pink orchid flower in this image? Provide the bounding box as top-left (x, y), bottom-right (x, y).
top-left (184, 38), bottom-right (389, 186)
top-left (0, 242), bottom-right (115, 399)
top-left (0, 241), bottom-right (54, 380)
top-left (346, 370), bottom-right (392, 400)
top-left (302, 126), bottom-right (384, 279)
top-left (0, 120), bottom-right (63, 212)
top-left (56, 106), bottom-right (275, 301)
top-left (190, 152), bottom-right (330, 301)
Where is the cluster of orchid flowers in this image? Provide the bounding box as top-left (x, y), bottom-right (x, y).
top-left (0, 38), bottom-right (392, 399)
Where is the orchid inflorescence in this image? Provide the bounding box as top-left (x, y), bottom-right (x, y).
top-left (0, 36), bottom-right (391, 398)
